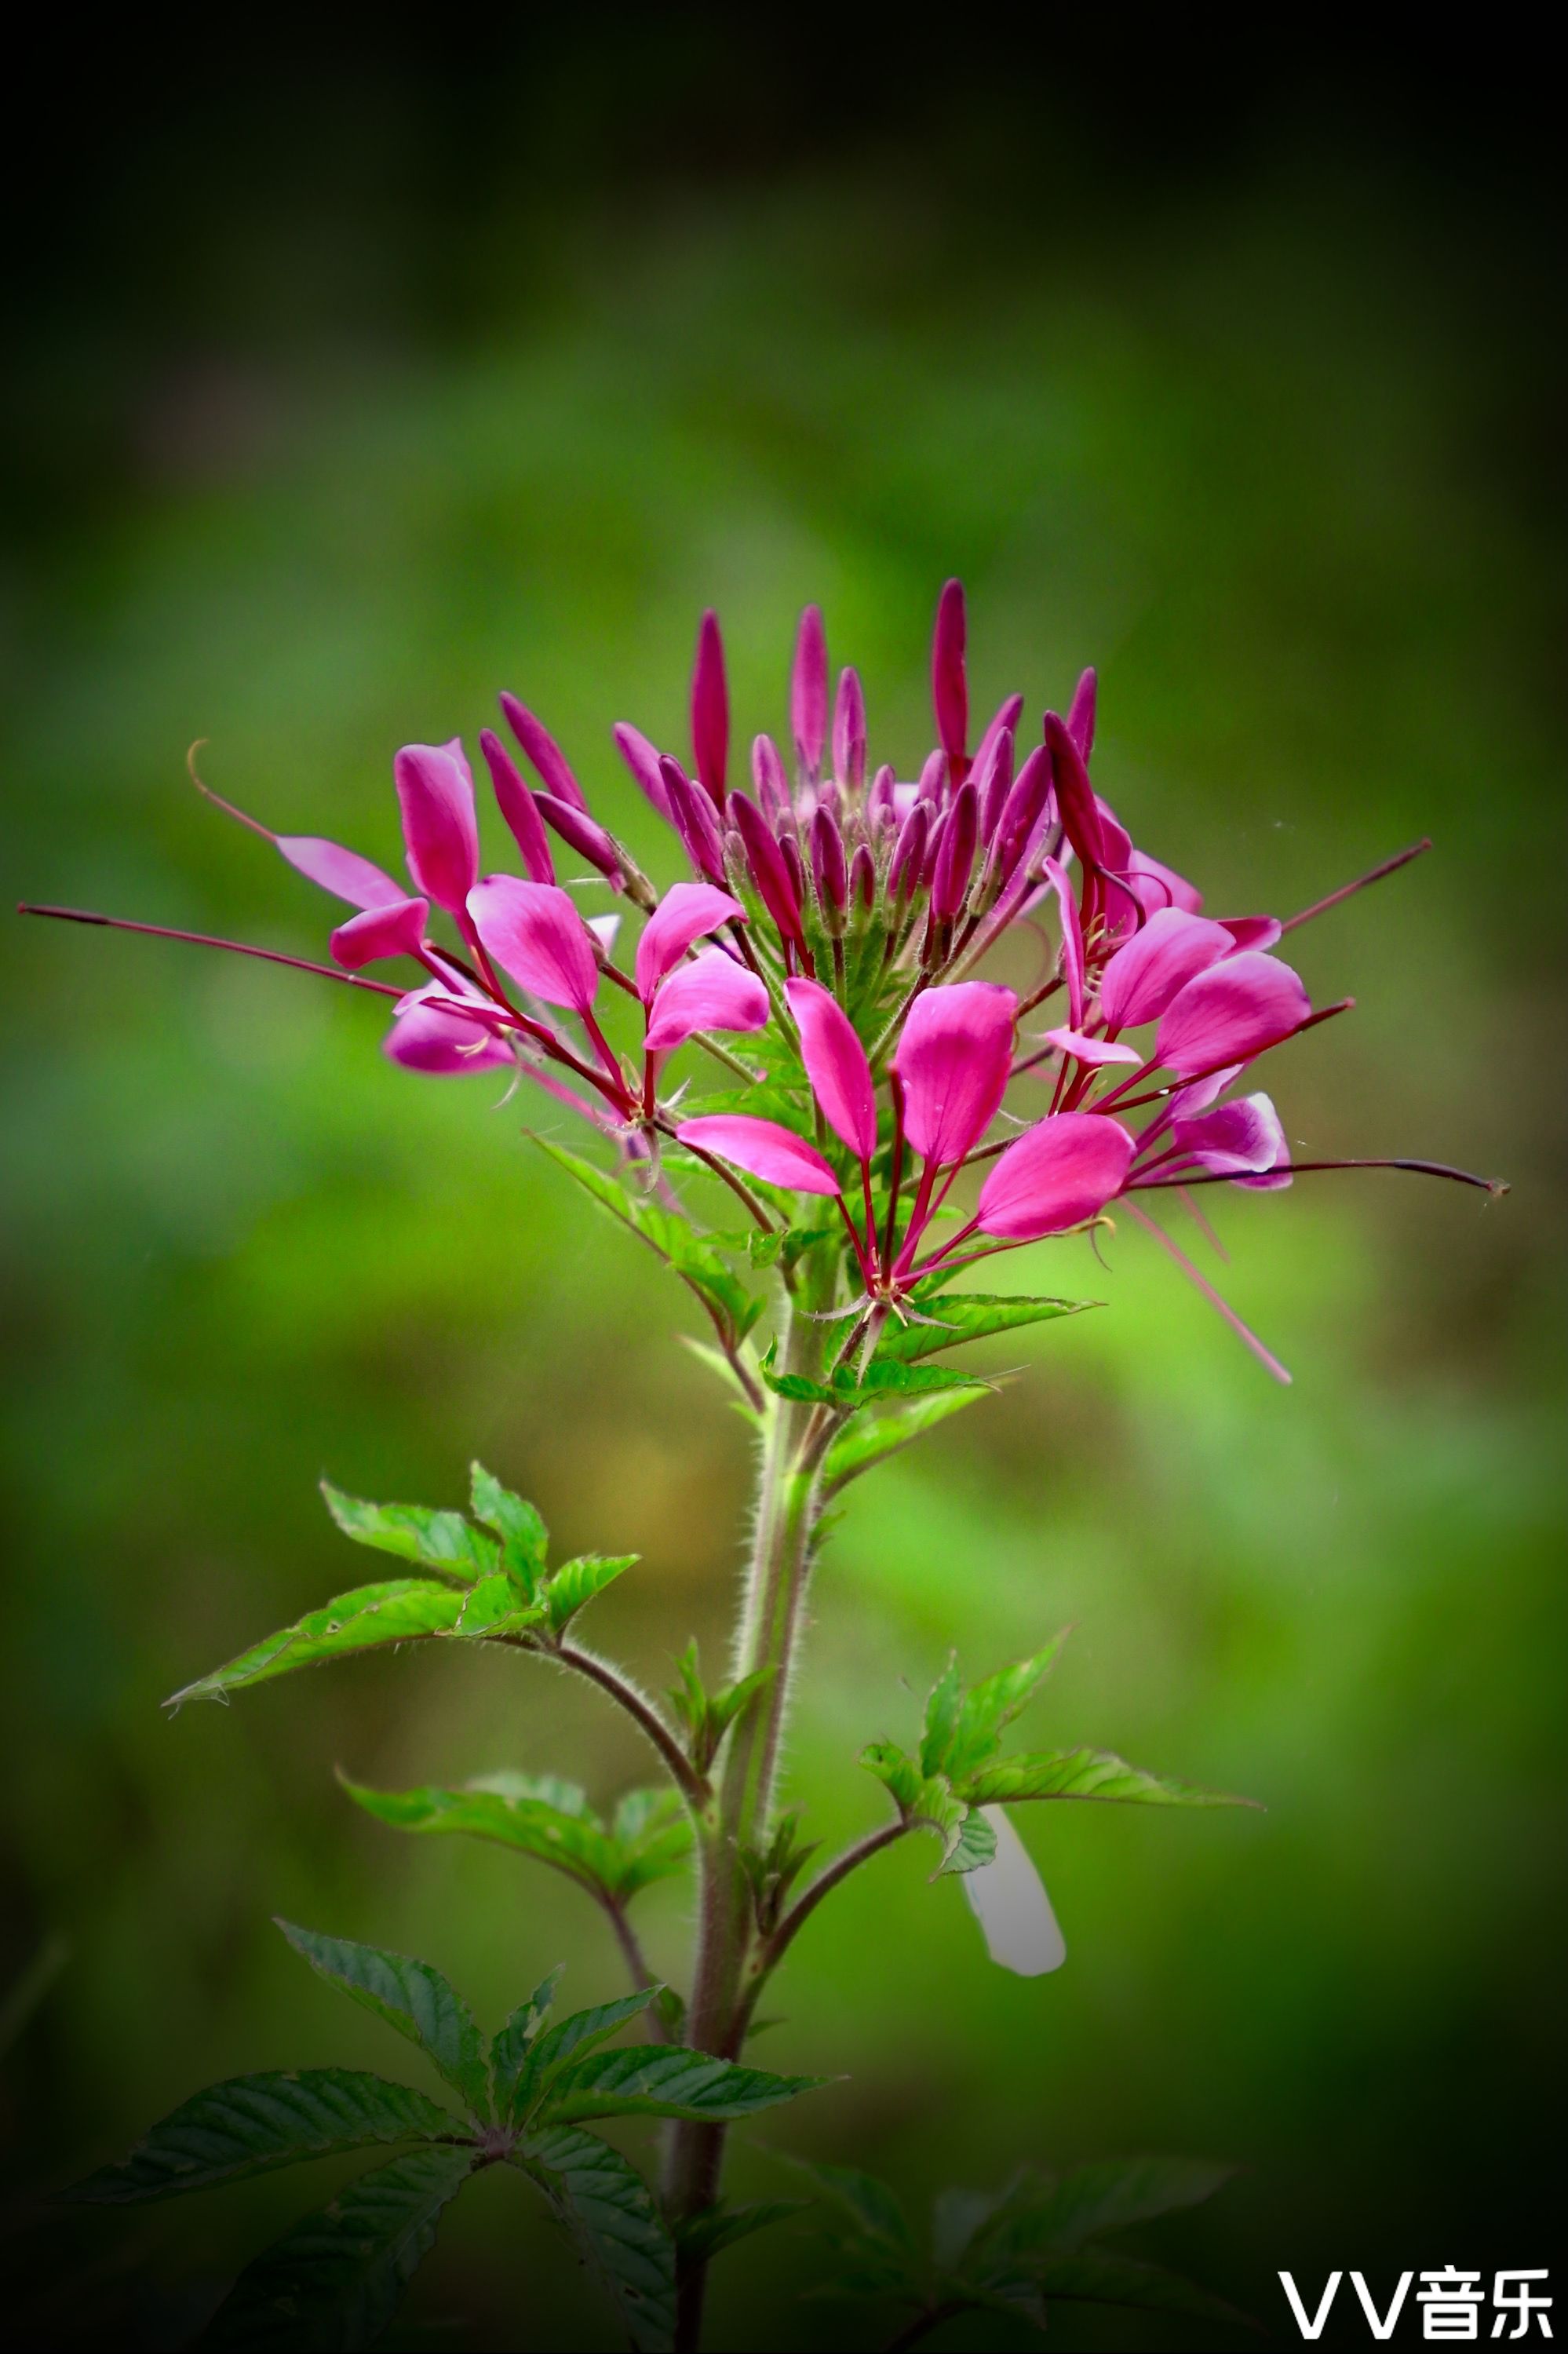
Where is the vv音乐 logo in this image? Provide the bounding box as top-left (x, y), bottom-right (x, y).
top-left (1279, 2269), bottom-right (1552, 2341)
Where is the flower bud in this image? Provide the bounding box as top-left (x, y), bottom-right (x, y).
top-left (731, 790), bottom-right (804, 942)
top-left (932, 578), bottom-right (968, 774)
top-left (480, 730), bottom-right (556, 884)
top-left (849, 842), bottom-right (877, 914)
top-left (751, 733), bottom-right (790, 827)
top-left (932, 780), bottom-right (979, 922)
top-left (811, 804), bottom-right (848, 922)
top-left (691, 608), bottom-right (729, 807)
top-left (498, 695), bottom-right (585, 812)
top-left (659, 756), bottom-right (727, 885)
top-left (791, 604), bottom-right (828, 781)
top-left (533, 794), bottom-right (627, 892)
top-left (832, 667), bottom-right (866, 796)
top-left (888, 803), bottom-right (930, 905)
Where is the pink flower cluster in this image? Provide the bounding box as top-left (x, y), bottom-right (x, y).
top-left (23, 582), bottom-right (1497, 1378)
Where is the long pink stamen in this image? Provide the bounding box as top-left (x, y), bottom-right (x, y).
top-left (1107, 999), bottom-right (1356, 1113)
top-left (1280, 838), bottom-right (1431, 934)
top-left (1131, 1156), bottom-right (1505, 1195)
top-left (17, 903), bottom-right (403, 997)
top-left (1125, 1199), bottom-right (1293, 1385)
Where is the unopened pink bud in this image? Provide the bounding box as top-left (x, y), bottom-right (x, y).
top-left (972, 692), bottom-right (1025, 782)
top-left (867, 763), bottom-right (897, 824)
top-left (533, 794), bottom-right (626, 890)
top-left (791, 605), bottom-right (828, 780)
top-left (498, 695), bottom-right (585, 812)
top-left (811, 805), bottom-right (848, 916)
top-left (779, 832), bottom-right (808, 910)
top-left (915, 749), bottom-right (946, 809)
top-left (1066, 666), bottom-right (1097, 761)
top-left (731, 790), bottom-right (804, 940)
top-left (973, 727), bottom-right (1016, 845)
top-left (888, 802), bottom-right (930, 903)
top-left (659, 756), bottom-right (727, 885)
top-left (832, 668), bottom-right (866, 795)
top-left (613, 723), bottom-right (676, 823)
top-left (751, 734), bottom-right (790, 826)
top-left (932, 578), bottom-right (968, 771)
top-left (691, 609), bottom-right (729, 807)
top-left (480, 730), bottom-right (556, 884)
top-left (993, 743), bottom-right (1052, 883)
top-left (932, 780), bottom-right (979, 922)
top-left (849, 843), bottom-right (877, 912)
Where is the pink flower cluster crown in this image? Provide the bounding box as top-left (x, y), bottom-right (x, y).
top-left (24, 582), bottom-right (1501, 1379)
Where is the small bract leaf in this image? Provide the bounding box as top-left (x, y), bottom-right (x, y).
top-left (489, 1969), bottom-right (563, 2122)
top-left (275, 1922), bottom-right (490, 2122)
top-left (547, 1553), bottom-right (638, 1633)
top-left (938, 1636), bottom-right (1071, 1783)
top-left (516, 2125), bottom-right (676, 2352)
top-left (321, 1482), bottom-right (498, 1582)
top-left (501, 1989), bottom-right (662, 2130)
top-left (64, 2071), bottom-right (461, 2203)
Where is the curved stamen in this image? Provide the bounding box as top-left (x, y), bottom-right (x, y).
top-left (1130, 1156), bottom-right (1505, 1195)
top-left (17, 903), bottom-right (403, 998)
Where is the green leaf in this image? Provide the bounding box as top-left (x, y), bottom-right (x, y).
top-left (674, 2199), bottom-right (809, 2265)
top-left (489, 1970), bottom-right (563, 2123)
top-left (454, 1571), bottom-right (548, 1638)
top-left (538, 1140), bottom-right (761, 1351)
top-left (956, 1750), bottom-right (1259, 1809)
top-left (500, 1989), bottom-right (660, 2130)
top-left (165, 1580), bottom-right (469, 1706)
top-left (784, 2157), bottom-right (915, 2250)
top-left (275, 1922), bottom-right (490, 2122)
top-left (944, 1808), bottom-right (997, 1874)
top-left (516, 2126), bottom-right (675, 2352)
top-left (876, 1292), bottom-right (1095, 1365)
top-left (1031, 2250), bottom-right (1252, 2330)
top-left (918, 1655), bottom-right (965, 1781)
top-left (321, 1481), bottom-right (498, 1582)
top-left (924, 1637), bottom-right (1070, 1783)
top-left (541, 2046), bottom-right (822, 2126)
top-left (821, 1387), bottom-right (986, 1491)
top-left (669, 1642), bottom-right (774, 1772)
top-left (859, 1741), bottom-right (986, 1872)
top-left (469, 1462), bottom-right (549, 1593)
top-left (64, 2071), bottom-right (461, 2203)
top-left (1008, 2156), bottom-right (1237, 2252)
top-left (760, 1352), bottom-right (985, 1410)
top-left (200, 2144), bottom-right (474, 2350)
top-left (340, 1776), bottom-right (691, 1906)
top-left (547, 1553), bottom-right (637, 1634)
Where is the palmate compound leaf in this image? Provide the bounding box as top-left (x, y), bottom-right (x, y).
top-left (200, 2143), bottom-right (476, 2352)
top-left (319, 1482), bottom-right (498, 1583)
top-left (538, 1138), bottom-right (762, 1354)
top-left (339, 1774), bottom-right (691, 1907)
top-left (275, 1922), bottom-right (490, 2122)
top-left (955, 1750), bottom-right (1259, 1810)
top-left (514, 2126), bottom-right (675, 2354)
top-left (876, 1290), bottom-right (1097, 1366)
top-left (921, 1637), bottom-right (1070, 1783)
top-left (538, 2046), bottom-right (824, 2128)
top-left (487, 1969), bottom-right (563, 2125)
top-left (64, 2071), bottom-right (463, 2203)
top-left (497, 1989), bottom-right (662, 2131)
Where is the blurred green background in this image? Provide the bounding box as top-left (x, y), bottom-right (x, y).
top-left (2, 29), bottom-right (1564, 2349)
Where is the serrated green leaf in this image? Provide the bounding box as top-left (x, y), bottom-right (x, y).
top-left (860, 1741), bottom-right (971, 1866)
top-left (1002, 2156), bottom-right (1237, 2252)
top-left (784, 2157), bottom-right (915, 2250)
top-left (275, 1922), bottom-right (490, 2122)
top-left (200, 2143), bottom-right (474, 2350)
top-left (320, 1482), bottom-right (498, 1582)
top-left (925, 1637), bottom-right (1070, 1783)
top-left (942, 1808), bottom-right (997, 1876)
top-left (956, 1750), bottom-right (1259, 1809)
top-left (455, 1571), bottom-right (548, 1637)
top-left (541, 2046), bottom-right (822, 2127)
top-left (876, 1292), bottom-right (1095, 1366)
top-left (165, 1580), bottom-right (469, 1707)
top-left (760, 1352), bottom-right (983, 1411)
top-left (674, 2199), bottom-right (810, 2265)
top-left (516, 2126), bottom-right (675, 2352)
top-left (489, 1970), bottom-right (563, 2122)
top-left (918, 1656), bottom-right (965, 1780)
top-left (501, 1989), bottom-right (660, 2130)
top-left (538, 1140), bottom-right (761, 1350)
top-left (64, 2071), bottom-right (462, 2203)
top-left (340, 1776), bottom-right (691, 1905)
top-left (546, 1553), bottom-right (638, 1633)
top-left (468, 1462), bottom-right (549, 1593)
top-left (821, 1387), bottom-right (986, 1491)
top-left (1030, 2249), bottom-right (1252, 2330)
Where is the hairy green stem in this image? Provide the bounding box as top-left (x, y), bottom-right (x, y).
top-left (663, 1243), bottom-right (838, 2349)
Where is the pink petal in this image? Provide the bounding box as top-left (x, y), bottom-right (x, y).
top-left (1043, 1026), bottom-right (1142, 1068)
top-left (786, 976), bottom-right (876, 1160)
top-left (1066, 666), bottom-right (1097, 760)
top-left (791, 605), bottom-right (828, 778)
top-left (1042, 856), bottom-right (1085, 1028)
top-left (275, 835), bottom-right (405, 910)
top-left (479, 730), bottom-right (556, 883)
top-left (330, 896), bottom-right (429, 971)
top-left (1125, 849), bottom-right (1204, 918)
top-left (612, 722), bottom-right (676, 823)
top-left (636, 883), bottom-right (747, 1003)
top-left (691, 609), bottom-right (729, 805)
top-left (1169, 1092), bottom-right (1292, 1188)
top-left (676, 1113), bottom-right (841, 1196)
top-left (832, 666), bottom-right (866, 794)
top-left (1099, 907), bottom-right (1234, 1031)
top-left (1154, 951), bottom-right (1311, 1078)
top-left (932, 578), bottom-right (968, 764)
top-left (1219, 914), bottom-right (1283, 952)
top-left (467, 876), bottom-right (600, 1014)
top-left (393, 743), bottom-right (480, 917)
top-left (893, 981), bottom-right (1019, 1167)
top-left (644, 949), bottom-right (769, 1054)
top-left (498, 695), bottom-right (585, 811)
top-left (976, 1111), bottom-right (1136, 1240)
top-left (384, 991), bottom-right (513, 1077)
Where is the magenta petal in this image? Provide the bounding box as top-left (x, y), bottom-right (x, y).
top-left (635, 882), bottom-right (746, 1002)
top-left (645, 949), bottom-right (769, 1054)
top-left (1219, 914), bottom-right (1284, 952)
top-left (1099, 907), bottom-right (1234, 1031)
top-left (393, 743), bottom-right (480, 916)
top-left (786, 976), bottom-right (876, 1160)
top-left (1126, 849), bottom-right (1204, 918)
top-left (791, 605), bottom-right (828, 778)
top-left (612, 723), bottom-right (676, 824)
top-left (1043, 1026), bottom-right (1142, 1068)
top-left (467, 876), bottom-right (600, 1013)
top-left (932, 578), bottom-right (968, 763)
top-left (691, 609), bottom-right (729, 805)
top-left (976, 1111), bottom-right (1136, 1241)
top-left (1042, 856), bottom-right (1085, 1028)
top-left (1066, 666), bottom-right (1097, 761)
top-left (479, 730), bottom-right (556, 883)
top-left (1170, 1092), bottom-right (1292, 1187)
top-left (892, 981), bottom-right (1019, 1167)
top-left (1154, 951), bottom-right (1311, 1078)
top-left (275, 835), bottom-right (404, 910)
top-left (384, 992), bottom-right (512, 1076)
top-left (330, 896), bottom-right (429, 970)
top-left (498, 695), bottom-right (585, 812)
top-left (676, 1113), bottom-right (841, 1197)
